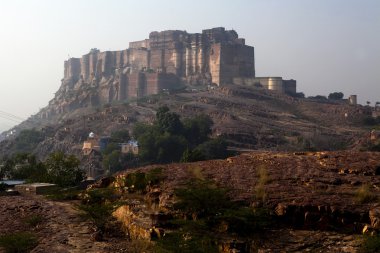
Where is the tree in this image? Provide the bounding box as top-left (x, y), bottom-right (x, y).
top-left (309, 95), bottom-right (327, 100)
top-left (14, 129), bottom-right (44, 152)
top-left (102, 143), bottom-right (120, 156)
top-left (173, 179), bottom-right (232, 219)
top-left (183, 114), bottom-right (213, 147)
top-left (0, 156), bottom-right (14, 179)
top-left (156, 106), bottom-right (183, 135)
top-left (293, 92), bottom-right (305, 98)
top-left (133, 122), bottom-right (154, 140)
top-left (136, 128), bottom-right (160, 163)
top-left (194, 137), bottom-right (230, 160)
top-left (110, 129), bottom-right (130, 143)
top-left (180, 148), bottom-right (205, 163)
top-left (9, 153), bottom-right (46, 181)
top-left (103, 150), bottom-right (122, 174)
top-left (0, 153), bottom-right (45, 181)
top-left (133, 108), bottom-right (229, 164)
top-left (328, 92), bottom-right (344, 100)
top-left (156, 134), bottom-right (187, 163)
top-left (44, 152), bottom-right (84, 187)
top-left (363, 116), bottom-right (377, 126)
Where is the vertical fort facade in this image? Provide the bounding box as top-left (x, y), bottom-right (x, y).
top-left (45, 27), bottom-right (295, 116)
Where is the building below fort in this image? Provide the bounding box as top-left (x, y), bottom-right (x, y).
top-left (41, 27), bottom-right (296, 118)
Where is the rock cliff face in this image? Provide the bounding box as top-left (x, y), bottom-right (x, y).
top-left (3, 83), bottom-right (371, 165)
top-left (38, 28), bottom-right (255, 118)
top-left (107, 150), bottom-right (380, 252)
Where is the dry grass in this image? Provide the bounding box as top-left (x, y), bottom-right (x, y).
top-left (355, 184), bottom-right (377, 204)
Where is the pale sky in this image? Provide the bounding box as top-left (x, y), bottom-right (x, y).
top-left (0, 0), bottom-right (379, 131)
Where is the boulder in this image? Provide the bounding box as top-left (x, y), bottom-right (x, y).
top-left (369, 206), bottom-right (380, 229)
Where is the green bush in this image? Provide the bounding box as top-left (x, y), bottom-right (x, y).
top-left (328, 92), bottom-right (344, 100)
top-left (125, 172), bottom-right (148, 192)
top-left (194, 137), bottom-right (230, 160)
top-left (363, 117), bottom-right (377, 126)
top-left (368, 143), bottom-right (380, 152)
top-left (173, 180), bottom-right (231, 220)
top-left (77, 203), bottom-right (116, 232)
top-left (145, 167), bottom-right (164, 185)
top-left (45, 188), bottom-right (82, 201)
top-left (133, 107), bottom-right (230, 164)
top-left (82, 188), bottom-right (116, 205)
top-left (14, 129), bottom-right (44, 153)
top-left (154, 229), bottom-right (218, 253)
top-left (110, 129), bottom-right (130, 143)
top-left (360, 235), bottom-right (380, 253)
top-left (211, 207), bottom-right (270, 236)
top-left (44, 152), bottom-right (84, 187)
top-left (0, 182), bottom-right (7, 191)
top-left (78, 188), bottom-right (121, 232)
top-left (124, 169), bottom-right (164, 193)
top-left (180, 148), bottom-right (205, 163)
top-left (0, 232), bottom-right (38, 253)
top-left (155, 180), bottom-right (272, 253)
top-left (23, 215), bottom-right (44, 227)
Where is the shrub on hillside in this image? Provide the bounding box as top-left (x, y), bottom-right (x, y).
top-left (14, 129), bottom-right (44, 153)
top-left (328, 92), bottom-right (344, 100)
top-left (360, 235), bottom-right (380, 253)
top-left (44, 152), bottom-right (84, 187)
top-left (355, 184), bottom-right (377, 204)
top-left (0, 232), bottom-right (38, 253)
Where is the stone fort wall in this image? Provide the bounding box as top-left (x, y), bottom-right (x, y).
top-left (63, 27), bottom-right (255, 89)
top-left (41, 27), bottom-right (295, 117)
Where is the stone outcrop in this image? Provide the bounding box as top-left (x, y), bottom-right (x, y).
top-left (106, 150), bottom-right (380, 252)
top-left (369, 205), bottom-right (380, 229)
top-left (0, 195), bottom-right (130, 252)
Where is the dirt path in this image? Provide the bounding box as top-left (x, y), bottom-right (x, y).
top-left (0, 195), bottom-right (128, 253)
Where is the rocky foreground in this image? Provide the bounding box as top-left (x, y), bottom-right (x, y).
top-left (0, 195), bottom-right (130, 253)
top-left (111, 150), bottom-right (380, 252)
top-left (2, 151), bottom-right (380, 252)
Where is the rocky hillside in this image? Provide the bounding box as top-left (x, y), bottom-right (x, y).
top-left (0, 84), bottom-right (372, 160)
top-left (2, 150), bottom-right (379, 252)
top-left (0, 195), bottom-right (131, 252)
top-left (109, 150), bottom-right (380, 252)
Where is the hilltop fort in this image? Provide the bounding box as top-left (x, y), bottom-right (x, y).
top-left (41, 27), bottom-right (295, 118)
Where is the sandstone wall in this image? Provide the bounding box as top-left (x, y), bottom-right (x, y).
top-left (64, 58), bottom-right (81, 81)
top-left (129, 39), bottom-right (150, 49)
top-left (128, 48), bottom-right (149, 72)
top-left (209, 43), bottom-right (221, 85)
top-left (218, 44), bottom-right (255, 85)
top-left (54, 27), bottom-right (260, 115)
top-left (63, 27), bottom-right (255, 88)
top-left (146, 73), bottom-right (160, 95)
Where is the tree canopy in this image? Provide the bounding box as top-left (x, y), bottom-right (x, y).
top-left (328, 92), bottom-right (344, 100)
top-left (133, 106), bottom-right (230, 165)
top-left (0, 152), bottom-right (84, 187)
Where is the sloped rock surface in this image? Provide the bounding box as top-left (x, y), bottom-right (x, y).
top-left (1, 85), bottom-right (371, 160)
top-left (113, 151), bottom-right (380, 251)
top-left (0, 195), bottom-right (129, 253)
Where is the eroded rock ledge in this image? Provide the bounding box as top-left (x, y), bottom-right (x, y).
top-left (109, 151), bottom-right (380, 252)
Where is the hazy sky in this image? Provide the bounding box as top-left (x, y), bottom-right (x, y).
top-left (0, 0), bottom-right (379, 131)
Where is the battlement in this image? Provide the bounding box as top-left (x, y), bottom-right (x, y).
top-left (54, 27), bottom-right (294, 117)
top-left (63, 27), bottom-right (255, 86)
